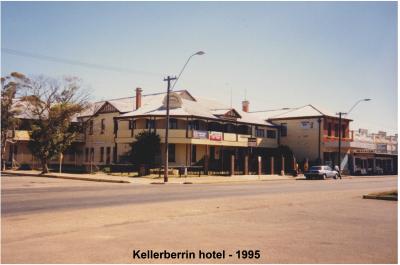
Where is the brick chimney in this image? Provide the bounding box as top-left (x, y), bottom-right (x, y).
top-left (242, 100), bottom-right (249, 112)
top-left (135, 87), bottom-right (142, 110)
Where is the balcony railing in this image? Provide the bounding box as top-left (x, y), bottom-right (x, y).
top-left (116, 128), bottom-right (278, 148)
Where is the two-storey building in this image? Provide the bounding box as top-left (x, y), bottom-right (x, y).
top-left (76, 88), bottom-right (281, 174)
top-left (253, 104), bottom-right (353, 172)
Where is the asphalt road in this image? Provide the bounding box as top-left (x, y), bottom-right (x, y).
top-left (1, 175), bottom-right (398, 263)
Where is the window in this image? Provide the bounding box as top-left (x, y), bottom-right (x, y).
top-left (342, 125), bottom-right (346, 138)
top-left (89, 120), bottom-right (93, 135)
top-left (169, 118), bottom-right (178, 129)
top-left (129, 120), bottom-right (136, 130)
top-left (100, 147), bottom-right (104, 162)
top-left (146, 119), bottom-right (155, 129)
top-left (101, 119), bottom-right (105, 134)
top-left (280, 123), bottom-right (287, 137)
top-left (267, 130), bottom-right (276, 139)
top-left (85, 148), bottom-right (89, 162)
top-left (106, 147), bottom-right (111, 164)
top-left (256, 128), bottom-right (265, 137)
top-left (209, 146), bottom-right (215, 160)
top-left (188, 120), bottom-right (199, 130)
top-left (191, 145), bottom-right (196, 163)
top-left (327, 123), bottom-right (332, 136)
top-left (113, 146), bottom-right (117, 163)
top-left (334, 124), bottom-right (339, 137)
top-left (168, 144), bottom-right (176, 162)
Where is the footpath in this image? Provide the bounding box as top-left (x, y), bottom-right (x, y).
top-left (2, 170), bottom-right (305, 184)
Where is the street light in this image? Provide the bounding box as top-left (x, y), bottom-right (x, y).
top-left (336, 98), bottom-right (371, 172)
top-left (164, 51), bottom-right (205, 183)
top-left (171, 51), bottom-right (205, 91)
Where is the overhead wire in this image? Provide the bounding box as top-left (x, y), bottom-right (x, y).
top-left (2, 48), bottom-right (162, 76)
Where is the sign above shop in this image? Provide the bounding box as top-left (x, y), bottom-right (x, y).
top-left (300, 121), bottom-right (313, 129)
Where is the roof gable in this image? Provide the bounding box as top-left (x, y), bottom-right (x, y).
top-left (94, 102), bottom-right (120, 115)
top-left (212, 108), bottom-right (242, 120)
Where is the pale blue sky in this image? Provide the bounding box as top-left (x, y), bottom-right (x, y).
top-left (1, 1), bottom-right (397, 134)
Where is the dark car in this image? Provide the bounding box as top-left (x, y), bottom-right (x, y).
top-left (305, 165), bottom-right (339, 180)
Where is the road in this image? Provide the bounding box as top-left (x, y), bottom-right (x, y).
top-left (1, 175), bottom-right (397, 263)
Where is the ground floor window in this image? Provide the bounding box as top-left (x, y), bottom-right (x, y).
top-left (85, 148), bottom-right (89, 162)
top-left (210, 146), bottom-right (215, 160)
top-left (191, 145), bottom-right (196, 163)
top-left (168, 144), bottom-right (175, 162)
top-left (113, 146), bottom-right (117, 163)
top-left (106, 147), bottom-right (111, 164)
top-left (100, 147), bottom-right (104, 162)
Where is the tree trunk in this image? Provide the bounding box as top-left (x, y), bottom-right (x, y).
top-left (41, 158), bottom-right (49, 174)
top-left (1, 138), bottom-right (7, 171)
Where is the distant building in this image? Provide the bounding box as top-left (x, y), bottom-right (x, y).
top-left (349, 129), bottom-right (397, 175)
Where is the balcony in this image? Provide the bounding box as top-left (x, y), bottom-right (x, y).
top-left (7, 130), bottom-right (85, 143)
top-left (116, 129), bottom-right (278, 148)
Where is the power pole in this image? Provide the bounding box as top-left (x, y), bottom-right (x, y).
top-left (163, 75), bottom-right (177, 183)
top-left (337, 112), bottom-right (344, 171)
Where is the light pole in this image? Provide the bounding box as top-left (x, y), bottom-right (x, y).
top-left (163, 51), bottom-right (205, 183)
top-left (171, 51), bottom-right (205, 91)
top-left (337, 98), bottom-right (371, 171)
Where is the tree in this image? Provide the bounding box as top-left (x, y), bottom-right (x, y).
top-left (129, 131), bottom-right (161, 175)
top-left (21, 76), bottom-right (90, 174)
top-left (1, 72), bottom-right (27, 170)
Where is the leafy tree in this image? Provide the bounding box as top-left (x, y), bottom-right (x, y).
top-left (129, 131), bottom-right (161, 174)
top-left (21, 76), bottom-right (90, 174)
top-left (1, 72), bottom-right (27, 170)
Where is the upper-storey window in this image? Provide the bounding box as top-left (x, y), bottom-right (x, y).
top-left (146, 119), bottom-right (155, 129)
top-left (100, 119), bottom-right (105, 134)
top-left (328, 123), bottom-right (332, 136)
top-left (188, 120), bottom-right (199, 130)
top-left (169, 118), bottom-right (178, 129)
top-left (129, 120), bottom-right (136, 130)
top-left (89, 120), bottom-right (93, 135)
top-left (334, 124), bottom-right (339, 137)
top-left (280, 123), bottom-right (287, 137)
top-left (256, 128), bottom-right (265, 137)
top-left (342, 125), bottom-right (346, 138)
top-left (267, 130), bottom-right (276, 139)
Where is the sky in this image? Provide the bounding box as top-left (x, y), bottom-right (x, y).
top-left (1, 1), bottom-right (398, 135)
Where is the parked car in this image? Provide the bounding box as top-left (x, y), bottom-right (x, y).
top-left (305, 165), bottom-right (339, 180)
